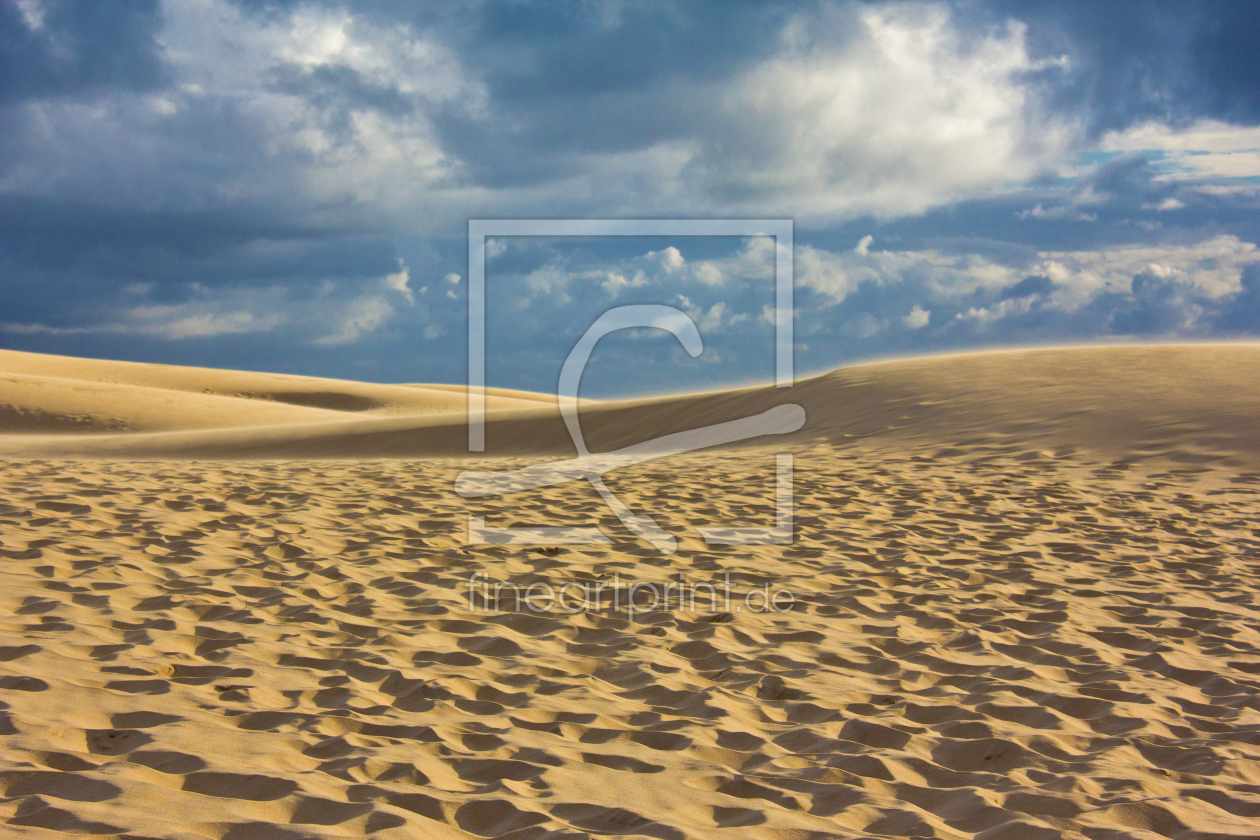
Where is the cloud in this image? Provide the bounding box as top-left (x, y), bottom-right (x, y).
top-left (1009, 153), bottom-right (1204, 224)
top-left (1101, 121), bottom-right (1260, 180)
top-left (0, 273), bottom-right (438, 349)
top-left (383, 260), bottom-right (412, 302)
top-left (678, 4), bottom-right (1075, 221)
top-left (596, 270), bottom-right (648, 296)
top-left (1, 290), bottom-right (288, 339)
top-left (1218, 265), bottom-right (1260, 332)
top-left (656, 246), bottom-right (685, 273)
top-left (314, 294), bottom-right (393, 346)
top-left (676, 295), bottom-right (746, 334)
top-left (503, 236), bottom-right (776, 311)
top-left (2, 2), bottom-right (1256, 241)
top-left (673, 237), bottom-right (774, 291)
top-left (4, 1), bottom-right (1260, 391)
top-left (1109, 267), bottom-right (1202, 335)
top-left (796, 238), bottom-right (1018, 306)
top-left (1017, 203), bottom-right (1097, 222)
top-left (13, 0), bottom-right (45, 31)
top-left (522, 259), bottom-right (571, 299)
top-left (999, 274), bottom-right (1054, 300)
top-left (0, 0), bottom-right (165, 105)
top-left (1033, 235), bottom-right (1260, 307)
top-left (902, 305), bottom-right (930, 329)
top-left (129, 305), bottom-right (286, 339)
top-left (785, 234), bottom-right (1260, 353)
top-left (978, 1), bottom-right (1260, 134)
top-left (0, 0), bottom-right (485, 235)
top-left (955, 296), bottom-right (1037, 327)
top-left (0, 0), bottom-right (1086, 236)
top-left (841, 312), bottom-right (890, 339)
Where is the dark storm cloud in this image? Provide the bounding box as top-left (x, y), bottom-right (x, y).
top-left (422, 1), bottom-right (790, 189)
top-left (0, 0), bottom-right (164, 104)
top-left (472, 0), bottom-right (782, 95)
top-left (1217, 264), bottom-right (1260, 332)
top-left (1110, 269), bottom-right (1199, 335)
top-left (999, 275), bottom-right (1054, 301)
top-left (0, 194), bottom-right (403, 297)
top-left (973, 0), bottom-right (1260, 134)
top-left (268, 62), bottom-right (417, 133)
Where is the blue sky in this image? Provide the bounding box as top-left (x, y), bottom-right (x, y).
top-left (2, 0), bottom-right (1259, 396)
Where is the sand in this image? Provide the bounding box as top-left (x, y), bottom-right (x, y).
top-left (2, 344), bottom-right (1260, 838)
top-left (0, 349), bottom-right (552, 435)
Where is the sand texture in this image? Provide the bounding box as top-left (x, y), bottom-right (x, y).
top-left (2, 345), bottom-right (1260, 838)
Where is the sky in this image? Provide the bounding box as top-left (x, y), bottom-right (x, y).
top-left (1, 0), bottom-right (1259, 396)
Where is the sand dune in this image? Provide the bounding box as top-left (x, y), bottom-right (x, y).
top-left (0, 349), bottom-right (551, 435)
top-left (4, 344), bottom-right (1260, 466)
top-left (2, 344), bottom-right (1260, 838)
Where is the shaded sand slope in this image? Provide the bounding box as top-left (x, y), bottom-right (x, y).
top-left (5, 344), bottom-right (1260, 466)
top-left (0, 349), bottom-right (551, 434)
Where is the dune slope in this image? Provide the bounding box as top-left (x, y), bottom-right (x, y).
top-left (0, 349), bottom-right (551, 435)
top-left (4, 344), bottom-right (1260, 466)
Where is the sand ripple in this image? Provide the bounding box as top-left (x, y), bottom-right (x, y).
top-left (2, 448), bottom-right (1259, 838)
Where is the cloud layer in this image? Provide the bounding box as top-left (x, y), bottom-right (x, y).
top-left (1, 0), bottom-right (1259, 389)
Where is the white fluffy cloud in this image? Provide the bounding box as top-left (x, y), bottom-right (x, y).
top-left (797, 236), bottom-right (1018, 305)
top-left (955, 296), bottom-right (1037, 326)
top-left (315, 295), bottom-right (394, 346)
top-left (683, 4), bottom-right (1075, 220)
top-left (510, 237), bottom-right (776, 306)
top-left (903, 305), bottom-right (931, 329)
top-left (383, 262), bottom-right (413, 302)
top-left (1032, 235), bottom-right (1260, 308)
top-left (799, 235), bottom-right (1260, 319)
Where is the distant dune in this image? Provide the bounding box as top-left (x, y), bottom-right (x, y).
top-left (0, 348), bottom-right (552, 436)
top-left (4, 344), bottom-right (1260, 466)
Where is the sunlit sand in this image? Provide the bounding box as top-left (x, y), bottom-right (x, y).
top-left (2, 345), bottom-right (1259, 838)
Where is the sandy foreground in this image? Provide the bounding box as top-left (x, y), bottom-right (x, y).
top-left (2, 345), bottom-right (1260, 839)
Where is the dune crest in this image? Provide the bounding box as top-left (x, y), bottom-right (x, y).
top-left (4, 344), bottom-right (1260, 466)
